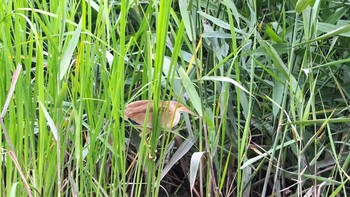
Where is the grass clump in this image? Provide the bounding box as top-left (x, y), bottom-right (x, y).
top-left (1, 0), bottom-right (350, 196)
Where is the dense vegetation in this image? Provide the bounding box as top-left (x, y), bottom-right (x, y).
top-left (1, 0), bottom-right (350, 196)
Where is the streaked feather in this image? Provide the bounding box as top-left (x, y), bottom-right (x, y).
top-left (124, 100), bottom-right (195, 129)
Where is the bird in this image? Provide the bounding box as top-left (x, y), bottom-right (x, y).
top-left (124, 100), bottom-right (196, 130)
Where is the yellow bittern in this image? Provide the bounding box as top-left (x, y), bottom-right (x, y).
top-left (124, 100), bottom-right (196, 130)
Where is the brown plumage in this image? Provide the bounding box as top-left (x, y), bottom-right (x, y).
top-left (124, 100), bottom-right (195, 129)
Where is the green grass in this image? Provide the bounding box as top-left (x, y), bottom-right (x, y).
top-left (1, 0), bottom-right (350, 196)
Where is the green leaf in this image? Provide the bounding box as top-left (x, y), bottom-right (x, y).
top-left (259, 41), bottom-right (302, 110)
top-left (179, 0), bottom-right (194, 41)
top-left (198, 11), bottom-right (230, 30)
top-left (10, 182), bottom-right (20, 197)
top-left (178, 67), bottom-right (203, 116)
top-left (329, 179), bottom-right (348, 197)
top-left (317, 23), bottom-right (350, 38)
top-left (59, 18), bottom-right (82, 80)
top-left (189, 152), bottom-right (206, 192)
top-left (201, 76), bottom-right (253, 97)
top-left (272, 76), bottom-right (284, 118)
top-left (55, 82), bottom-right (68, 108)
top-left (265, 24), bottom-right (283, 43)
top-left (241, 140), bottom-right (296, 169)
top-left (298, 23), bottom-right (350, 46)
top-left (203, 31), bottom-right (233, 39)
top-left (324, 7), bottom-right (349, 24)
top-left (38, 99), bottom-right (58, 141)
top-left (160, 136), bottom-right (197, 180)
top-left (296, 0), bottom-right (311, 13)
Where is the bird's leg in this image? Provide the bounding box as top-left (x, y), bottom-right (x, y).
top-left (145, 130), bottom-right (157, 161)
top-left (148, 149), bottom-right (157, 161)
top-left (137, 127), bottom-right (157, 161)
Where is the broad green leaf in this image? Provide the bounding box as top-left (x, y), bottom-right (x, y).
top-left (85, 0), bottom-right (99, 11)
top-left (59, 18), bottom-right (82, 80)
top-left (296, 0), bottom-right (311, 13)
top-left (198, 11), bottom-right (230, 30)
top-left (302, 78), bottom-right (317, 120)
top-left (55, 82), bottom-right (68, 108)
top-left (317, 23), bottom-right (350, 38)
top-left (260, 41), bottom-right (301, 99)
top-left (189, 152), bottom-right (206, 193)
top-left (10, 182), bottom-right (20, 197)
top-left (179, 0), bottom-right (194, 41)
top-left (298, 23), bottom-right (350, 46)
top-left (260, 41), bottom-right (289, 79)
top-left (325, 7), bottom-right (349, 24)
top-left (203, 31), bottom-right (233, 39)
top-left (38, 99), bottom-right (58, 141)
top-left (201, 76), bottom-right (252, 97)
top-left (244, 43), bottom-right (291, 56)
top-left (224, 0), bottom-right (242, 25)
top-left (178, 67), bottom-right (202, 116)
top-left (160, 136), bottom-right (197, 180)
top-left (265, 24), bottom-right (283, 43)
top-left (272, 76), bottom-right (284, 118)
